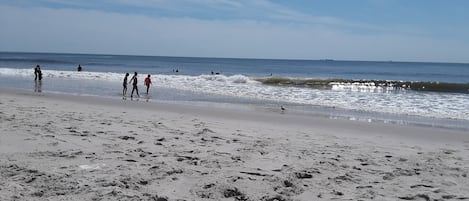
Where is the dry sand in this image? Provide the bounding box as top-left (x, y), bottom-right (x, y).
top-left (1, 88), bottom-right (469, 201)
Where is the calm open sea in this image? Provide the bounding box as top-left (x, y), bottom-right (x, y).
top-left (1, 52), bottom-right (468, 130)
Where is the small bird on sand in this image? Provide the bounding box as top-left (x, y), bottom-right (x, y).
top-left (281, 105), bottom-right (285, 111)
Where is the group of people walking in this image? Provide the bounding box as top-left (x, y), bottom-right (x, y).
top-left (122, 72), bottom-right (152, 98)
top-left (33, 64), bottom-right (153, 99)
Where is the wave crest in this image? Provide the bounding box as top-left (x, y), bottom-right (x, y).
top-left (255, 77), bottom-right (469, 94)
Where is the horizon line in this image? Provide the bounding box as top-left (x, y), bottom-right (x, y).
top-left (1, 50), bottom-right (468, 65)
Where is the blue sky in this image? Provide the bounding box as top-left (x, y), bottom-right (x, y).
top-left (1, 0), bottom-right (468, 62)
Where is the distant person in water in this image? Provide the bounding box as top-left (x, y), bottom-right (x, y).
top-left (77, 64), bottom-right (82, 72)
top-left (39, 66), bottom-right (42, 80)
top-left (34, 65), bottom-right (43, 81)
top-left (144, 74), bottom-right (152, 95)
top-left (122, 73), bottom-right (129, 96)
top-left (129, 72), bottom-right (139, 98)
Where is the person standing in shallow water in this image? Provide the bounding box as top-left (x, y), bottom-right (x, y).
top-left (122, 73), bottom-right (129, 96)
top-left (77, 64), bottom-right (82, 72)
top-left (129, 72), bottom-right (139, 98)
top-left (34, 65), bottom-right (40, 80)
top-left (144, 74), bottom-right (152, 95)
top-left (37, 65), bottom-right (43, 81)
top-left (34, 65), bottom-right (42, 81)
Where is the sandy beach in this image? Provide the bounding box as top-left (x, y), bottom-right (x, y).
top-left (1, 88), bottom-right (468, 201)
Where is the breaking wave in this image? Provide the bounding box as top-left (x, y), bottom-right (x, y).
top-left (255, 77), bottom-right (469, 94)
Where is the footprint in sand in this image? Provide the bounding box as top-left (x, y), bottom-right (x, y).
top-left (118, 136), bottom-right (136, 140)
top-left (441, 149), bottom-right (457, 155)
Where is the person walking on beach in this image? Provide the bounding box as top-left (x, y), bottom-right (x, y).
top-left (122, 73), bottom-right (129, 96)
top-left (129, 72), bottom-right (139, 98)
top-left (144, 74), bottom-right (152, 95)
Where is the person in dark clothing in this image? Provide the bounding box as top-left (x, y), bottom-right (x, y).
top-left (34, 65), bottom-right (40, 80)
top-left (129, 72), bottom-right (139, 98)
top-left (77, 64), bottom-right (82, 72)
top-left (122, 73), bottom-right (129, 96)
top-left (37, 66), bottom-right (43, 80)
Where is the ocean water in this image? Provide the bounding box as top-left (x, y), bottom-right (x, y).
top-left (1, 52), bottom-right (468, 130)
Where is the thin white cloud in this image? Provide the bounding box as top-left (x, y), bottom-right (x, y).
top-left (189, 0), bottom-right (243, 8)
top-left (4, 1), bottom-right (363, 28)
top-left (42, 0), bottom-right (90, 6)
top-left (113, 0), bottom-right (242, 8)
top-left (108, 0), bottom-right (242, 12)
top-left (4, 0), bottom-right (422, 35)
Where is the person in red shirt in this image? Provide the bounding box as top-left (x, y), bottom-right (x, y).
top-left (144, 74), bottom-right (152, 95)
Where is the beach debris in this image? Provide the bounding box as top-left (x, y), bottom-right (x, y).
top-left (283, 180), bottom-right (293, 187)
top-left (166, 169), bottom-right (183, 175)
top-left (124, 159), bottom-right (137, 162)
top-left (197, 128), bottom-right (214, 135)
top-left (410, 184), bottom-right (434, 188)
top-left (332, 190), bottom-right (344, 196)
top-left (223, 187), bottom-right (244, 198)
top-left (204, 183), bottom-right (215, 189)
top-left (240, 171), bottom-right (271, 177)
top-left (262, 195), bottom-right (290, 201)
top-left (398, 194), bottom-right (431, 201)
top-left (356, 185), bottom-right (373, 189)
top-left (294, 171), bottom-right (313, 179)
top-left (118, 136), bottom-right (135, 140)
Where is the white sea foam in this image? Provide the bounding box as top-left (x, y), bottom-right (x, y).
top-left (330, 82), bottom-right (400, 92)
top-left (1, 67), bottom-right (469, 121)
top-left (0, 67), bottom-right (122, 82)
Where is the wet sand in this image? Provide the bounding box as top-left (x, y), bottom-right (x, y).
top-left (1, 88), bottom-right (468, 201)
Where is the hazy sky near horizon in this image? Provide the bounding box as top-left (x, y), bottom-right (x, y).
top-left (1, 0), bottom-right (468, 62)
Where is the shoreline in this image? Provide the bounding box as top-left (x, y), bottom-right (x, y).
top-left (2, 87), bottom-right (469, 135)
top-left (2, 71), bottom-right (469, 125)
top-left (2, 85), bottom-right (469, 132)
top-left (3, 87), bottom-right (469, 136)
top-left (1, 87), bottom-right (469, 200)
